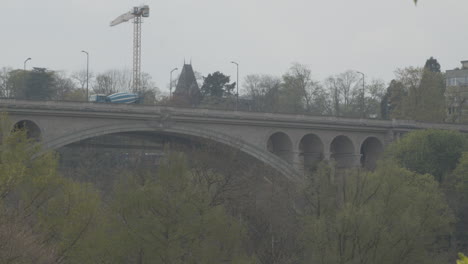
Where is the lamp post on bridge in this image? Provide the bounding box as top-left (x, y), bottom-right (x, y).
top-left (231, 61), bottom-right (239, 111)
top-left (356, 71), bottom-right (365, 119)
top-left (81, 50), bottom-right (89, 102)
top-left (23, 58), bottom-right (31, 71)
top-left (170, 68), bottom-right (178, 100)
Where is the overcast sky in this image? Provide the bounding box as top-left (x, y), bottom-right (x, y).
top-left (2, 0), bottom-right (467, 93)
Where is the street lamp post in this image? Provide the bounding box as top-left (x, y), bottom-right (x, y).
top-left (231, 61), bottom-right (239, 111)
top-left (81, 51), bottom-right (89, 101)
top-left (170, 68), bottom-right (178, 100)
top-left (357, 71), bottom-right (365, 118)
top-left (23, 58), bottom-right (31, 71)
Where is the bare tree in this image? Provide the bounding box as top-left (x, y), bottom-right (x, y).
top-left (324, 76), bottom-right (339, 116)
top-left (286, 63), bottom-right (316, 111)
top-left (71, 70), bottom-right (94, 93)
top-left (92, 69), bottom-right (132, 95)
top-left (325, 71), bottom-right (361, 117)
top-left (53, 71), bottom-right (77, 100)
top-left (139, 72), bottom-right (160, 104)
top-left (364, 79), bottom-right (386, 118)
top-left (243, 74), bottom-right (282, 112)
top-left (0, 67), bottom-right (13, 98)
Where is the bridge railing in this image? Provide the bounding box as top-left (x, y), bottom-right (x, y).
top-left (2, 98), bottom-right (468, 132)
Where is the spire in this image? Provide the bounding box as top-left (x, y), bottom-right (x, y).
top-left (173, 63), bottom-right (201, 105)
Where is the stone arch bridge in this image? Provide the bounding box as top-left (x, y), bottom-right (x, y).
top-left (3, 99), bottom-right (467, 182)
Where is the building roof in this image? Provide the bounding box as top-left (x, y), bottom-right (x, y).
top-left (174, 64), bottom-right (199, 94)
top-left (446, 68), bottom-right (468, 78)
top-left (173, 63), bottom-right (201, 105)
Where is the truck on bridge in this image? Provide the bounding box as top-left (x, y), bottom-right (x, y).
top-left (89, 92), bottom-right (139, 104)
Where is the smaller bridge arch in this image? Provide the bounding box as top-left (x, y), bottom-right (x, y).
top-left (330, 135), bottom-right (355, 168)
top-left (13, 120), bottom-right (42, 141)
top-left (360, 137), bottom-right (384, 170)
top-left (267, 132), bottom-right (293, 164)
top-left (299, 133), bottom-right (324, 171)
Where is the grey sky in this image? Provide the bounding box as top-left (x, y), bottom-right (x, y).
top-left (2, 0), bottom-right (467, 93)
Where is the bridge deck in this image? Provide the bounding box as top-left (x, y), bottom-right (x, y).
top-left (1, 99), bottom-right (466, 133)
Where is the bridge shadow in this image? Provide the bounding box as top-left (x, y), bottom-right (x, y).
top-left (57, 131), bottom-right (296, 196)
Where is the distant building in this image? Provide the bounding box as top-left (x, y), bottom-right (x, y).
top-left (445, 61), bottom-right (468, 123)
top-left (172, 63), bottom-right (201, 106)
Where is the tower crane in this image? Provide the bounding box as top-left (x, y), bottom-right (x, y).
top-left (110, 5), bottom-right (150, 93)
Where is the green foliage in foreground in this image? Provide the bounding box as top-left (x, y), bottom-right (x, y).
top-left (0, 114), bottom-right (106, 263)
top-left (447, 153), bottom-right (468, 251)
top-left (0, 117), bottom-right (58, 263)
top-left (458, 253), bottom-right (468, 264)
top-left (451, 153), bottom-right (468, 203)
top-left (0, 114), bottom-right (256, 263)
top-left (3, 111), bottom-right (465, 263)
top-left (301, 162), bottom-right (454, 264)
top-left (108, 152), bottom-right (255, 263)
top-left (386, 128), bottom-right (468, 257)
top-left (385, 129), bottom-right (467, 182)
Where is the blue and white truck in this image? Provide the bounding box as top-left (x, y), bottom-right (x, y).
top-left (89, 92), bottom-right (140, 104)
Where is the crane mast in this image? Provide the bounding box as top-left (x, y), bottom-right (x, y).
top-left (133, 15), bottom-right (142, 92)
top-left (110, 5), bottom-right (149, 94)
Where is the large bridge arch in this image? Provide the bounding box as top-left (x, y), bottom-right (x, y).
top-left (42, 123), bottom-right (301, 182)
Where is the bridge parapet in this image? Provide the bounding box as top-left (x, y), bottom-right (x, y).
top-left (3, 99), bottom-right (468, 131)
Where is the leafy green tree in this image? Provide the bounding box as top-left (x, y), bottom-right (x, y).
top-left (385, 129), bottom-right (466, 182)
top-left (4, 69), bottom-right (26, 99)
top-left (0, 114), bottom-right (110, 263)
top-left (446, 153), bottom-right (468, 251)
top-left (390, 59), bottom-right (446, 122)
top-left (24, 68), bottom-right (57, 100)
top-left (404, 69), bottom-right (445, 122)
top-left (0, 114), bottom-right (61, 261)
top-left (301, 162), bottom-right (454, 264)
top-left (201, 71), bottom-right (236, 98)
top-left (382, 79), bottom-right (406, 119)
top-left (36, 180), bottom-right (108, 264)
top-left (384, 128), bottom-right (468, 253)
top-left (458, 253), bottom-right (468, 264)
top-left (451, 153), bottom-right (468, 206)
top-left (110, 152), bottom-right (255, 263)
top-left (5, 68), bottom-right (60, 100)
top-left (425, 56), bottom-right (441, 73)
